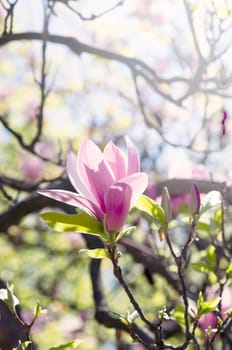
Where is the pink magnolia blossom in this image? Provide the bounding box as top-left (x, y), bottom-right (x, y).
top-left (22, 154), bottom-right (44, 181)
top-left (38, 137), bottom-right (148, 233)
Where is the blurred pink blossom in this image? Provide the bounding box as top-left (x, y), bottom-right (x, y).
top-left (170, 194), bottom-right (190, 214)
top-left (25, 100), bottom-right (38, 121)
top-left (34, 141), bottom-right (56, 160)
top-left (168, 160), bottom-right (210, 213)
top-left (21, 310), bottom-right (50, 335)
top-left (168, 159), bottom-right (210, 180)
top-left (22, 154), bottom-right (44, 181)
top-left (0, 6), bottom-right (5, 19)
top-left (65, 232), bottom-right (85, 249)
top-left (0, 85), bottom-right (13, 99)
top-left (199, 312), bottom-right (217, 330)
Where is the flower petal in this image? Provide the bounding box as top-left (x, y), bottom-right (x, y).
top-left (77, 139), bottom-right (114, 210)
top-left (118, 172), bottom-right (148, 209)
top-left (104, 183), bottom-right (132, 232)
top-left (126, 136), bottom-right (140, 175)
top-left (103, 141), bottom-right (127, 180)
top-left (37, 189), bottom-right (104, 220)
top-left (66, 151), bottom-right (96, 203)
top-left (84, 161), bottom-right (114, 212)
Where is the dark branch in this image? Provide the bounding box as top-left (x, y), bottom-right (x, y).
top-left (1, 177), bottom-right (231, 233)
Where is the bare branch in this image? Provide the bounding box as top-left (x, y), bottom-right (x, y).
top-left (1, 0), bottom-right (18, 35)
top-left (49, 0), bottom-right (125, 21)
top-left (1, 177), bottom-right (231, 233)
top-left (183, 0), bottom-right (204, 60)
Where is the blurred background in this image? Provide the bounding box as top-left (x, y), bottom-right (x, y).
top-left (0, 0), bottom-right (231, 349)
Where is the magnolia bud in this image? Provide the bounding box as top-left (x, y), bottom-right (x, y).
top-left (161, 187), bottom-right (172, 223)
top-left (189, 184), bottom-right (201, 214)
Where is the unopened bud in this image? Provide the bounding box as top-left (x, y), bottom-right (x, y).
top-left (161, 187), bottom-right (172, 223)
top-left (189, 184), bottom-right (201, 214)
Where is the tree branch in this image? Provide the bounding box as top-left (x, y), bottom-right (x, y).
top-left (1, 178), bottom-right (231, 233)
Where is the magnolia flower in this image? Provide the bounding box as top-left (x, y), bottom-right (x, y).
top-left (38, 137), bottom-right (148, 233)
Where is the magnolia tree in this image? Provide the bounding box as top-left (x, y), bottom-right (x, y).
top-left (0, 1), bottom-right (232, 349)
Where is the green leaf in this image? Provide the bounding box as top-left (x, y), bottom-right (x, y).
top-left (197, 291), bottom-right (221, 316)
top-left (116, 226), bottom-right (136, 242)
top-left (226, 260), bottom-right (232, 276)
top-left (48, 339), bottom-right (82, 350)
top-left (207, 245), bottom-right (216, 270)
top-left (40, 212), bottom-right (104, 237)
top-left (172, 304), bottom-right (185, 328)
top-left (196, 221), bottom-right (211, 233)
top-left (200, 191), bottom-right (221, 215)
top-left (79, 248), bottom-right (109, 259)
top-left (134, 195), bottom-right (166, 230)
top-left (213, 208), bottom-right (222, 229)
top-left (191, 262), bottom-right (210, 273)
top-left (208, 271), bottom-right (217, 285)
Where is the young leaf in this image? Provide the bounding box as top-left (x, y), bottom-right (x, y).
top-left (134, 195), bottom-right (166, 230)
top-left (17, 341), bottom-right (32, 350)
top-left (200, 191), bottom-right (221, 215)
top-left (48, 339), bottom-right (82, 350)
top-left (197, 291), bottom-right (221, 316)
top-left (33, 300), bottom-right (47, 320)
top-left (126, 310), bottom-right (139, 324)
top-left (79, 248), bottom-right (109, 259)
top-left (116, 226), bottom-right (136, 242)
top-left (0, 285), bottom-right (19, 313)
top-left (108, 311), bottom-right (128, 325)
top-left (40, 212), bottom-right (104, 237)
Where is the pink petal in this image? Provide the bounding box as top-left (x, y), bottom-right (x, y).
top-left (77, 139), bottom-right (114, 210)
top-left (118, 172), bottom-right (148, 209)
top-left (84, 161), bottom-right (114, 212)
top-left (103, 141), bottom-right (127, 180)
top-left (125, 136), bottom-right (140, 175)
top-left (66, 151), bottom-right (96, 203)
top-left (199, 312), bottom-right (217, 331)
top-left (104, 183), bottom-right (132, 232)
top-left (37, 189), bottom-right (104, 220)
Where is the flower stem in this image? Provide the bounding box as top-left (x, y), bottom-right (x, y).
top-left (107, 243), bottom-right (164, 349)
